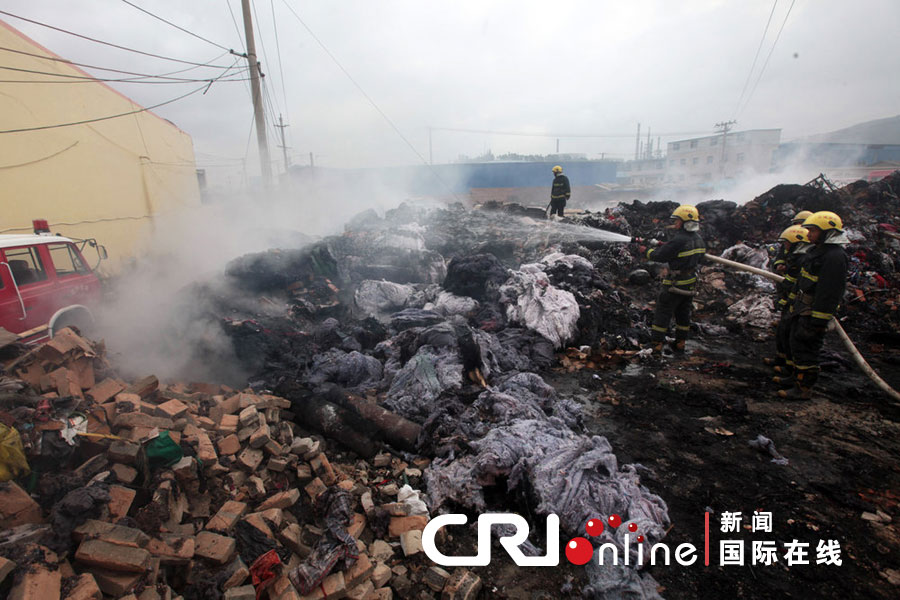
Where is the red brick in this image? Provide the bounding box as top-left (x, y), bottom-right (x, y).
top-left (107, 485), bottom-right (136, 521)
top-left (0, 482), bottom-right (43, 528)
top-left (147, 537), bottom-right (195, 564)
top-left (304, 478), bottom-right (326, 501)
top-left (257, 489), bottom-right (300, 511)
top-left (89, 568), bottom-right (142, 596)
top-left (75, 539), bottom-right (150, 572)
top-left (241, 513), bottom-right (274, 538)
top-left (344, 553), bottom-right (373, 589)
top-left (87, 378), bottom-right (124, 404)
top-left (111, 463), bottom-right (138, 485)
top-left (0, 556), bottom-right (16, 584)
top-left (73, 520), bottom-right (149, 547)
top-left (388, 516), bottom-right (429, 537)
top-left (365, 589), bottom-right (393, 600)
top-left (156, 399), bottom-right (188, 420)
top-left (219, 414), bottom-right (239, 434)
top-left (299, 571), bottom-right (345, 600)
top-left (64, 573), bottom-right (102, 600)
top-left (114, 393), bottom-right (142, 413)
top-left (206, 501), bottom-right (248, 532)
top-left (194, 531), bottom-right (236, 564)
top-left (346, 581), bottom-right (374, 600)
top-left (217, 434), bottom-right (241, 456)
top-left (346, 513), bottom-right (366, 539)
top-left (441, 569), bottom-right (482, 600)
top-left (8, 548), bottom-right (60, 600)
top-left (223, 556), bottom-right (249, 590)
top-left (309, 453), bottom-right (336, 485)
top-left (196, 431), bottom-right (218, 463)
top-left (236, 448), bottom-right (264, 471)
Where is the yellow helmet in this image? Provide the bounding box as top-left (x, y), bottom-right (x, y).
top-left (779, 224), bottom-right (809, 244)
top-left (803, 211), bottom-right (843, 232)
top-left (671, 204), bottom-right (699, 222)
top-left (791, 210), bottom-right (813, 225)
top-left (552, 165), bottom-right (563, 174)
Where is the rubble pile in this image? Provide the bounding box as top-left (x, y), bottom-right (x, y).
top-left (0, 328), bottom-right (469, 600)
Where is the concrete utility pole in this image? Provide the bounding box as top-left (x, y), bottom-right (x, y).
top-left (715, 120), bottom-right (737, 176)
top-left (241, 0), bottom-right (273, 188)
top-left (275, 114), bottom-right (290, 173)
top-left (634, 123), bottom-right (641, 160)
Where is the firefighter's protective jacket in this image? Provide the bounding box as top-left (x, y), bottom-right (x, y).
top-left (646, 229), bottom-right (706, 292)
top-left (551, 174), bottom-right (571, 201)
top-left (792, 242), bottom-right (847, 322)
top-left (777, 244), bottom-right (809, 310)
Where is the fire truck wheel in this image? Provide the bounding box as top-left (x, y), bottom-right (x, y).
top-left (49, 308), bottom-right (96, 339)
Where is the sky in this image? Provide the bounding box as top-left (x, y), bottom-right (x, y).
top-left (3, 0), bottom-right (899, 183)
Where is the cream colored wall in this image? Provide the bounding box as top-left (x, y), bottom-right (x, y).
top-left (0, 20), bottom-right (201, 273)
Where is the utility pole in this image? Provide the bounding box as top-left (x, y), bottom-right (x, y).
top-left (275, 114), bottom-right (290, 173)
top-left (715, 120), bottom-right (737, 176)
top-left (646, 127), bottom-right (651, 160)
top-left (241, 0), bottom-right (272, 189)
top-left (634, 123), bottom-right (640, 160)
top-left (556, 138), bottom-right (560, 154)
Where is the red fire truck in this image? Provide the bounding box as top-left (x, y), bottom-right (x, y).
top-left (0, 220), bottom-right (106, 344)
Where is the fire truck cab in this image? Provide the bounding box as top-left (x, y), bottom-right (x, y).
top-left (0, 220), bottom-right (106, 344)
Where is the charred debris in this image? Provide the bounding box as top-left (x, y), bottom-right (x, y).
top-left (0, 172), bottom-right (899, 599)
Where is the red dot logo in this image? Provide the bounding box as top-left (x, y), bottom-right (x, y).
top-left (608, 514), bottom-right (622, 528)
top-left (627, 522), bottom-right (638, 532)
top-left (585, 519), bottom-right (604, 537)
top-left (637, 535), bottom-right (645, 543)
top-left (565, 537), bottom-right (594, 565)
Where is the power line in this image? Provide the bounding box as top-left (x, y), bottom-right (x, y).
top-left (0, 45), bottom-right (236, 80)
top-left (270, 0), bottom-right (291, 135)
top-left (250, 0), bottom-right (282, 118)
top-left (738, 0), bottom-right (797, 117)
top-left (432, 126), bottom-right (714, 139)
top-left (279, 0), bottom-right (462, 200)
top-left (0, 63), bottom-right (250, 84)
top-left (0, 9), bottom-right (237, 69)
top-left (733, 0), bottom-right (778, 118)
top-left (119, 0), bottom-right (233, 52)
top-left (0, 66), bottom-right (237, 134)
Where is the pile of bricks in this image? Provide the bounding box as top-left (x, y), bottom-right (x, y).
top-left (0, 329), bottom-right (482, 600)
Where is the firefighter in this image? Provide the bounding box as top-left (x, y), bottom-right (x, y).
top-left (646, 204), bottom-right (706, 354)
top-left (771, 210), bottom-right (813, 274)
top-left (549, 165), bottom-right (570, 217)
top-left (777, 211), bottom-right (849, 400)
top-left (766, 225), bottom-right (811, 377)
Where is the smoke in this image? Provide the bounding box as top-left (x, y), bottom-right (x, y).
top-left (95, 169), bottom-right (463, 386)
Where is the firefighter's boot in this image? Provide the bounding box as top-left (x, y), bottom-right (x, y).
top-left (777, 369), bottom-right (817, 400)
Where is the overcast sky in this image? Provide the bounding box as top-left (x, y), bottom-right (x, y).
top-left (3, 0), bottom-right (899, 181)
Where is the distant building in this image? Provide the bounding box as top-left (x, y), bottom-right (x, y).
top-left (665, 129), bottom-right (781, 183)
top-left (773, 143), bottom-right (900, 181)
top-left (617, 158), bottom-right (667, 187)
top-left (0, 19), bottom-right (201, 271)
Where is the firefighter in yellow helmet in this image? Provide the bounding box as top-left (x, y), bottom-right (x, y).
top-left (767, 225), bottom-right (811, 376)
top-left (549, 165), bottom-right (570, 217)
top-left (645, 205), bottom-right (705, 354)
top-left (771, 211), bottom-right (814, 274)
top-left (777, 211), bottom-right (848, 400)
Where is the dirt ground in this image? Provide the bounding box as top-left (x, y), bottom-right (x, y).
top-left (539, 330), bottom-right (900, 599)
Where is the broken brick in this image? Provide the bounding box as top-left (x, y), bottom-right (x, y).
top-left (206, 501), bottom-right (248, 532)
top-left (304, 478), bottom-right (326, 501)
top-left (107, 485), bottom-right (136, 521)
top-left (399, 530), bottom-right (422, 556)
top-left (195, 531), bottom-right (236, 564)
top-left (108, 440), bottom-right (141, 465)
top-left (257, 489), bottom-right (300, 511)
top-left (155, 398), bottom-right (188, 420)
top-left (8, 548), bottom-right (60, 600)
top-left (441, 570), bottom-right (482, 600)
top-left (0, 482), bottom-right (43, 528)
top-left (236, 448), bottom-right (264, 471)
top-left (217, 433), bottom-right (241, 456)
top-left (89, 568), bottom-right (143, 596)
top-left (64, 573), bottom-right (103, 600)
top-left (309, 453), bottom-right (337, 485)
top-left (73, 520), bottom-right (150, 547)
top-left (75, 539), bottom-right (151, 572)
top-left (87, 378), bottom-right (125, 404)
top-left (388, 516), bottom-right (429, 537)
top-left (110, 463), bottom-right (138, 485)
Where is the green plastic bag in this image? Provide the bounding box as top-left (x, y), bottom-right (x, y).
top-left (145, 430), bottom-right (183, 470)
top-left (0, 424), bottom-right (30, 482)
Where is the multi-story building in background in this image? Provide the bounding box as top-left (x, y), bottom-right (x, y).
top-left (665, 129), bottom-right (781, 184)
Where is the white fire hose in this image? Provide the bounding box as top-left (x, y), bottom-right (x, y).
top-left (704, 252), bottom-right (900, 404)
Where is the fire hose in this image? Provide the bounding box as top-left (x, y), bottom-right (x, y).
top-left (703, 252), bottom-right (900, 404)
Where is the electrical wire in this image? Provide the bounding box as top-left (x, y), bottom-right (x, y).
top-left (738, 0), bottom-right (797, 117)
top-left (0, 63), bottom-right (250, 84)
top-left (119, 0), bottom-right (233, 52)
top-left (250, 0), bottom-right (282, 118)
top-left (0, 62), bottom-right (241, 134)
top-left (0, 46), bottom-right (235, 80)
top-left (280, 0), bottom-right (462, 200)
top-left (270, 0), bottom-right (291, 136)
top-left (225, 0), bottom-right (254, 102)
top-left (0, 9), bottom-right (237, 69)
top-left (733, 0), bottom-right (778, 118)
top-left (432, 126), bottom-right (713, 139)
